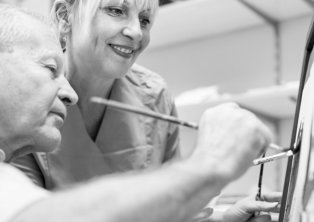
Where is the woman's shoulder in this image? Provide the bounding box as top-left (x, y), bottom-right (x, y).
top-left (127, 63), bottom-right (168, 90)
top-left (125, 64), bottom-right (175, 110)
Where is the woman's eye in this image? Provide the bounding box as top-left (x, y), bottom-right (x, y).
top-left (104, 7), bottom-right (125, 16)
top-left (140, 17), bottom-right (151, 28)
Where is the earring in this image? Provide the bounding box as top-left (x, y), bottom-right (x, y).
top-left (0, 149), bottom-right (6, 162)
top-left (61, 36), bottom-right (67, 52)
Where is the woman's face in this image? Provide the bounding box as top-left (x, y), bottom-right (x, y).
top-left (70, 0), bottom-right (156, 79)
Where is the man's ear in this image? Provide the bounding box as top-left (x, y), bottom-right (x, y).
top-left (54, 1), bottom-right (71, 34)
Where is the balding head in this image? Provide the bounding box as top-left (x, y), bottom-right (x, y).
top-left (0, 3), bottom-right (57, 52)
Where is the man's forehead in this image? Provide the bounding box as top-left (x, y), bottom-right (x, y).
top-left (0, 5), bottom-right (61, 59)
top-left (30, 17), bottom-right (58, 42)
top-left (23, 19), bottom-right (62, 59)
top-left (31, 49), bottom-right (63, 62)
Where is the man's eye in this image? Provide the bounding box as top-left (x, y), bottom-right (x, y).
top-left (45, 65), bottom-right (58, 78)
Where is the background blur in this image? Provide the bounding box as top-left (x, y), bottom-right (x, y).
top-left (2, 0), bottom-right (313, 215)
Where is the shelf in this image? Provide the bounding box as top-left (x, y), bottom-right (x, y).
top-left (176, 81), bottom-right (298, 120)
top-left (149, 0), bottom-right (312, 49)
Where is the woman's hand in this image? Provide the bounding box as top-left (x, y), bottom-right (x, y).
top-left (223, 192), bottom-right (281, 222)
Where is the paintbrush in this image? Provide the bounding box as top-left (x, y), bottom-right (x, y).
top-left (90, 97), bottom-right (199, 129)
top-left (90, 97), bottom-right (287, 157)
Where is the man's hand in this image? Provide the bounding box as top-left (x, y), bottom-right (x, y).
top-left (191, 103), bottom-right (272, 182)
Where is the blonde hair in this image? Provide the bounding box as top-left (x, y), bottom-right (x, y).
top-left (51, 0), bottom-right (159, 27)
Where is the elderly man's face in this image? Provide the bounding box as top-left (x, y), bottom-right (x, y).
top-left (0, 16), bottom-right (78, 155)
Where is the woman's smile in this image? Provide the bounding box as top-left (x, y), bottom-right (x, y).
top-left (109, 43), bottom-right (136, 59)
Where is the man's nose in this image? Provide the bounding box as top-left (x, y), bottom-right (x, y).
top-left (58, 77), bottom-right (78, 106)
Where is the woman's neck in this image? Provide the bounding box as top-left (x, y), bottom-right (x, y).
top-left (67, 56), bottom-right (116, 102)
top-left (68, 65), bottom-right (117, 139)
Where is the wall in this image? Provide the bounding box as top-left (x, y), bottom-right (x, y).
top-left (139, 25), bottom-right (276, 96)
top-left (20, 0), bottom-right (50, 15)
top-left (0, 0), bottom-right (50, 15)
top-left (139, 15), bottom-right (312, 96)
top-left (281, 16), bottom-right (313, 82)
top-left (137, 15), bottom-right (313, 196)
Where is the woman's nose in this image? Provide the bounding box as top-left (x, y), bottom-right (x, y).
top-left (122, 18), bottom-right (143, 41)
top-left (58, 77), bottom-right (78, 106)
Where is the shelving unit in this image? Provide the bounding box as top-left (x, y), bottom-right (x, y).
top-left (151, 0), bottom-right (313, 49)
top-left (176, 81), bottom-right (298, 121)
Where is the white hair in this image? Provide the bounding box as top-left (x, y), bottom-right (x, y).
top-left (0, 3), bottom-right (56, 52)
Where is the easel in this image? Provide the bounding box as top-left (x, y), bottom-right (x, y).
top-left (279, 17), bottom-right (314, 222)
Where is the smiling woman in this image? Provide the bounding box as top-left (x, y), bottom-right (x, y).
top-left (12, 0), bottom-right (181, 189)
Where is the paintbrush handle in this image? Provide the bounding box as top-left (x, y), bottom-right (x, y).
top-left (253, 150), bottom-right (294, 165)
top-left (90, 97), bottom-right (199, 129)
top-left (91, 97), bottom-right (285, 161)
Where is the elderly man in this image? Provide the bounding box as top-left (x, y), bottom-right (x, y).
top-left (0, 3), bottom-right (279, 222)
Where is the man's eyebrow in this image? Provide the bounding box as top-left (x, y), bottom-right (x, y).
top-left (37, 51), bottom-right (62, 65)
